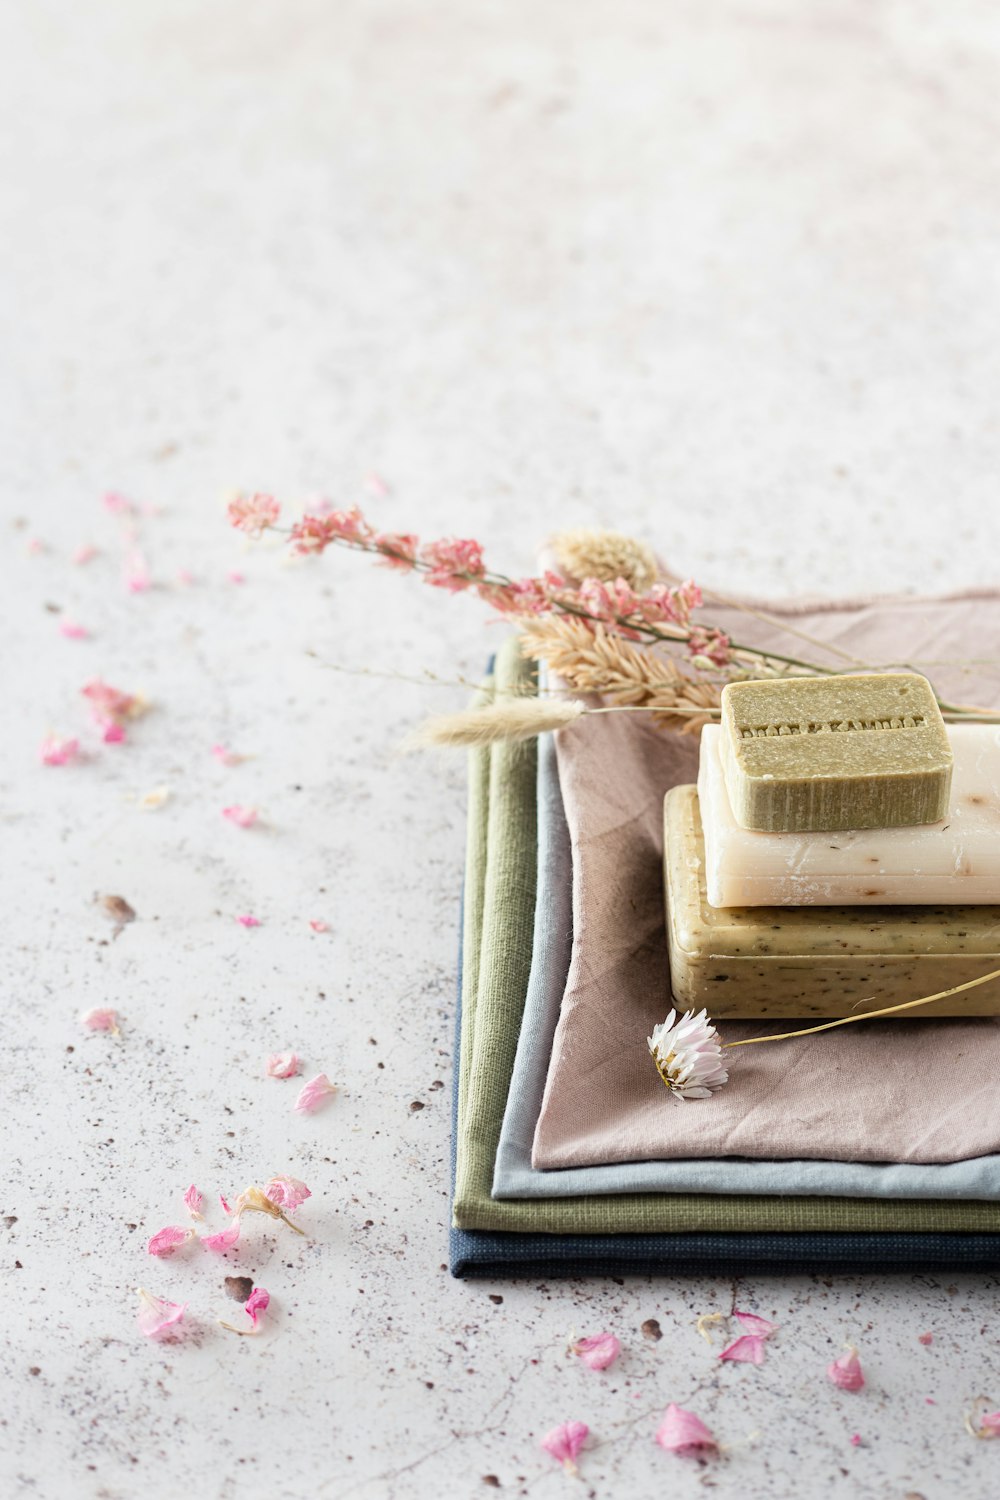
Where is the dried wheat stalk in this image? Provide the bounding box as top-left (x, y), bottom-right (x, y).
top-left (517, 615), bottom-right (722, 734)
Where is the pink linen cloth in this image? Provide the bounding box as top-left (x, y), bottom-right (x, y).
top-left (532, 590), bottom-right (1000, 1168)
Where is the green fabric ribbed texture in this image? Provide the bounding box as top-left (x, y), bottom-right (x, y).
top-left (452, 636), bottom-right (1000, 1234)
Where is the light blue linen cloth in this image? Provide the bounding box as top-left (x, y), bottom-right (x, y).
top-left (492, 730), bottom-right (1000, 1202)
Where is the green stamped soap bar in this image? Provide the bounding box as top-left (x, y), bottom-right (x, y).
top-left (719, 672), bottom-right (952, 833)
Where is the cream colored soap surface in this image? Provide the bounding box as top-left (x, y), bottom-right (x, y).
top-left (699, 722), bottom-right (1000, 907)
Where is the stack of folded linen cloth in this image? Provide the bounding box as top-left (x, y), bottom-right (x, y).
top-left (450, 589), bottom-right (1000, 1277)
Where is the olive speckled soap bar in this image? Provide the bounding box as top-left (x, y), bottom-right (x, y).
top-left (720, 672), bottom-right (953, 832)
top-left (663, 784), bottom-right (1000, 1018)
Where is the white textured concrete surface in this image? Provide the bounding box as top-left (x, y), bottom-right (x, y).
top-left (4, 2), bottom-right (1000, 1497)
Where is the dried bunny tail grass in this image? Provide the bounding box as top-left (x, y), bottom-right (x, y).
top-left (404, 697), bottom-right (586, 749)
top-left (550, 527), bottom-right (658, 592)
top-left (517, 615), bottom-right (721, 735)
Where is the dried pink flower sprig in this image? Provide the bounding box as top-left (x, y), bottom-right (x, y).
top-left (227, 495), bottom-right (730, 669)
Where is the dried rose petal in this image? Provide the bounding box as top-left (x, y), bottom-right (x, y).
top-left (124, 553), bottom-right (152, 593)
top-left (59, 620), bottom-right (88, 639)
top-left (183, 1184), bottom-right (203, 1219)
top-left (654, 1403), bottom-right (717, 1456)
top-left (219, 1193), bottom-right (233, 1216)
top-left (228, 569), bottom-right (245, 585)
top-left (104, 492), bottom-right (134, 515)
top-left (80, 1007), bottom-right (120, 1034)
top-left (266, 1052), bottom-right (299, 1079)
top-left (309, 920), bottom-right (329, 933)
top-left (294, 1073), bottom-right (337, 1113)
top-left (103, 723), bottom-right (125, 744)
top-left (236, 914), bottom-right (261, 928)
top-left (720, 1334), bottom-right (767, 1365)
top-left (733, 1310), bottom-right (777, 1338)
top-left (827, 1347), bottom-right (865, 1391)
top-left (573, 1332), bottom-right (620, 1371)
top-left (40, 735), bottom-right (80, 767)
top-left (222, 805), bottom-right (257, 828)
top-left (263, 1176), bottom-right (311, 1213)
top-left (540, 1421), bottom-right (588, 1472)
top-left (211, 744), bottom-right (245, 766)
top-left (73, 543), bottom-right (99, 565)
top-left (147, 1226), bottom-right (196, 1257)
top-left (136, 1288), bottom-right (186, 1340)
top-left (918, 1332), bottom-right (933, 1346)
top-left (245, 1287), bottom-right (270, 1327)
top-left (201, 1219), bottom-right (241, 1253)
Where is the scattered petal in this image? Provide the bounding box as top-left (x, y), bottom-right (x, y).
top-left (26, 537), bottom-right (46, 555)
top-left (918, 1332), bottom-right (933, 1346)
top-left (228, 569), bottom-right (245, 584)
top-left (146, 1225), bottom-right (196, 1257)
top-left (136, 1288), bottom-right (186, 1340)
top-left (104, 723), bottom-right (125, 744)
top-left (850, 1434), bottom-right (862, 1447)
top-left (573, 1332), bottom-right (620, 1371)
top-left (219, 1194), bottom-right (232, 1216)
top-left (80, 1007), bottom-right (120, 1034)
top-left (124, 553), bottom-right (152, 593)
top-left (965, 1401), bottom-right (1000, 1439)
top-left (222, 804), bottom-right (257, 828)
top-left (695, 1312), bottom-right (726, 1344)
top-left (59, 620), bottom-right (88, 639)
top-left (104, 491), bottom-right (134, 515)
top-left (540, 1421), bottom-right (589, 1473)
top-left (647, 1008), bottom-right (728, 1099)
top-left (138, 786), bottom-right (170, 811)
top-left (720, 1334), bottom-right (767, 1365)
top-left (263, 1176), bottom-right (311, 1213)
top-left (228, 493), bottom-right (280, 537)
top-left (734, 1311), bottom-right (778, 1338)
top-left (309, 920), bottom-right (329, 933)
top-left (827, 1347), bottom-right (865, 1392)
top-left (245, 1287), bottom-right (270, 1326)
top-left (40, 735), bottom-right (79, 767)
top-left (654, 1403), bottom-right (717, 1456)
top-left (73, 544), bottom-right (99, 565)
top-left (220, 1285), bottom-right (271, 1336)
top-left (82, 678), bottom-right (145, 730)
top-left (231, 1184), bottom-right (306, 1234)
top-left (265, 1052), bottom-right (299, 1079)
top-left (236, 914), bottom-right (261, 928)
top-left (183, 1185), bottom-right (203, 1219)
top-left (295, 1073), bottom-right (337, 1113)
top-left (176, 568), bottom-right (196, 586)
top-left (211, 743), bottom-right (245, 766)
top-left (364, 471), bottom-right (391, 497)
top-left (201, 1219), bottom-right (241, 1253)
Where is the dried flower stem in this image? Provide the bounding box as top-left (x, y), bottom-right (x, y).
top-left (726, 968), bottom-right (1000, 1048)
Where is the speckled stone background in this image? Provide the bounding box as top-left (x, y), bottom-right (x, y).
top-left (4, 2), bottom-right (1000, 1497)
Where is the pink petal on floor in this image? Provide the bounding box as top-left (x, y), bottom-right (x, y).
top-left (309, 920), bottom-right (329, 933)
top-left (720, 1334), bottom-right (767, 1365)
top-left (294, 1073), bottom-right (337, 1113)
top-left (136, 1288), bottom-right (186, 1340)
top-left (222, 805), bottom-right (258, 828)
top-left (202, 1219), bottom-right (241, 1253)
top-left (80, 1007), bottom-right (120, 1033)
top-left (655, 1404), bottom-right (717, 1456)
top-left (73, 544), bottom-right (99, 565)
top-left (59, 620), bottom-right (89, 639)
top-left (103, 723), bottom-right (126, 744)
top-left (827, 1348), bottom-right (865, 1391)
top-left (918, 1332), bottom-right (933, 1346)
top-left (573, 1332), bottom-right (621, 1371)
top-left (236, 914), bottom-right (260, 928)
top-left (104, 491), bottom-right (134, 515)
top-left (219, 1194), bottom-right (232, 1216)
top-left (245, 1287), bottom-right (270, 1327)
top-left (734, 1311), bottom-right (778, 1338)
top-left (228, 569), bottom-right (245, 584)
top-left (263, 1176), bottom-right (311, 1213)
top-left (266, 1052), bottom-right (299, 1079)
top-left (40, 735), bottom-right (80, 766)
top-left (850, 1434), bottom-right (862, 1447)
top-left (183, 1184), bottom-right (203, 1218)
top-left (147, 1226), bottom-right (196, 1257)
top-left (211, 743), bottom-right (243, 766)
top-left (124, 553), bottom-right (152, 592)
top-left (540, 1421), bottom-right (588, 1471)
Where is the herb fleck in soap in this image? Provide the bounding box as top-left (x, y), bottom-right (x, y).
top-left (720, 673), bottom-right (952, 832)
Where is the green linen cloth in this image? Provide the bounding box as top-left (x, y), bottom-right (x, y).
top-left (452, 634), bottom-right (1000, 1234)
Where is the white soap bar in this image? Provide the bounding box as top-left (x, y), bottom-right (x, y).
top-left (698, 722), bottom-right (1000, 907)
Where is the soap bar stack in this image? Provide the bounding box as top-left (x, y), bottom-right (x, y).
top-left (664, 672), bottom-right (1000, 1019)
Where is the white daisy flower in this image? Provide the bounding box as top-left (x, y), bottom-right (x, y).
top-left (647, 1008), bottom-right (729, 1100)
